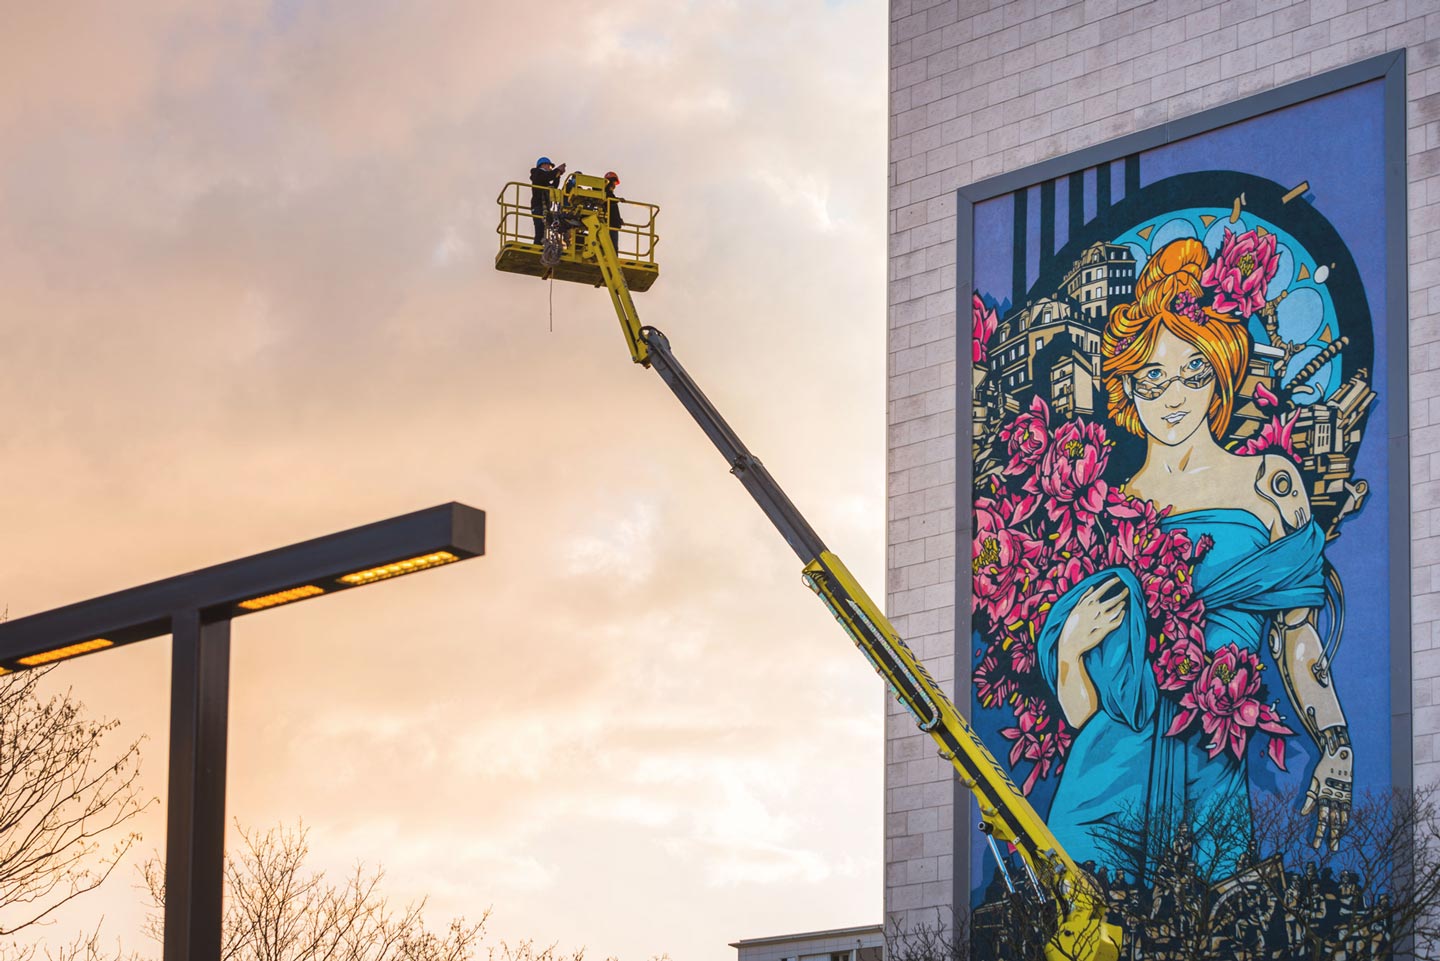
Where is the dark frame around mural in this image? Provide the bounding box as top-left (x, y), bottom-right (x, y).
top-left (951, 50), bottom-right (1410, 933)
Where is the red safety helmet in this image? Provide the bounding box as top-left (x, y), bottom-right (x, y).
top-left (604, 171), bottom-right (620, 186)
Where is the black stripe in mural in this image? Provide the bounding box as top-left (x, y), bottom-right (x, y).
top-left (1125, 153), bottom-right (1140, 197)
top-left (1096, 162), bottom-right (1112, 215)
top-left (1012, 188), bottom-right (1027, 305)
top-left (1068, 172), bottom-right (1084, 237)
top-left (1040, 180), bottom-right (1056, 258)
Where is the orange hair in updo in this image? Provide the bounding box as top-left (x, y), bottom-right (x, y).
top-left (1102, 237), bottom-right (1251, 438)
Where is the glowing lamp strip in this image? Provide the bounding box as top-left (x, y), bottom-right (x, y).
top-left (18, 638), bottom-right (114, 667)
top-left (238, 584), bottom-right (325, 611)
top-left (339, 551), bottom-right (459, 587)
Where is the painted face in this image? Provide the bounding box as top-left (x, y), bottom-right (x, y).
top-left (1127, 325), bottom-right (1216, 447)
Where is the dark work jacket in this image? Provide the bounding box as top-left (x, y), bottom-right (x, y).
top-left (606, 187), bottom-right (624, 228)
top-left (530, 166), bottom-right (560, 208)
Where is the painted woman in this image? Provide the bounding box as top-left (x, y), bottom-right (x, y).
top-left (1036, 237), bottom-right (1353, 879)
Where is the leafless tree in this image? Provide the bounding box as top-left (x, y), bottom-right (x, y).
top-left (5, 922), bottom-right (139, 961)
top-left (1022, 785), bottom-right (1440, 961)
top-left (1249, 785), bottom-right (1440, 961)
top-left (0, 668), bottom-right (150, 938)
top-left (885, 911), bottom-right (970, 961)
top-left (483, 942), bottom-right (587, 961)
top-left (141, 822), bottom-right (484, 961)
top-left (1078, 796), bottom-right (1264, 961)
top-left (483, 946), bottom-right (668, 961)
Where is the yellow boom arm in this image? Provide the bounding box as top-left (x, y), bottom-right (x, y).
top-left (501, 174), bottom-right (1119, 961)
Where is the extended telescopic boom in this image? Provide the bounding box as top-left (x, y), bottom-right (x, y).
top-left (497, 173), bottom-right (1120, 961)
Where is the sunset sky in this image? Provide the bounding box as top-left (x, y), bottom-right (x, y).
top-left (1, 3), bottom-right (888, 959)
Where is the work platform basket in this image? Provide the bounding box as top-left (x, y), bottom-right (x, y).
top-left (495, 180), bottom-right (660, 291)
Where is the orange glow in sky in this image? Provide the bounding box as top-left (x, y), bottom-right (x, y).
top-left (1, 2), bottom-right (886, 958)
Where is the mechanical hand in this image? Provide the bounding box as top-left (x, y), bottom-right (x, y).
top-left (1300, 726), bottom-right (1352, 851)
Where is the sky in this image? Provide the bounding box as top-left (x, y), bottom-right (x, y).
top-left (0, 2), bottom-right (888, 959)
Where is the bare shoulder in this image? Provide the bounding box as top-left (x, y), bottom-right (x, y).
top-left (1252, 454), bottom-right (1311, 532)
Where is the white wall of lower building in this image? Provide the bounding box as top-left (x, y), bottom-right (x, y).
top-left (730, 924), bottom-right (884, 961)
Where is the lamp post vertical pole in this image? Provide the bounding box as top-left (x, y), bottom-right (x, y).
top-left (164, 610), bottom-right (231, 961)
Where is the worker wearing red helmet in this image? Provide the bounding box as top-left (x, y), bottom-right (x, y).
top-left (604, 171), bottom-right (625, 256)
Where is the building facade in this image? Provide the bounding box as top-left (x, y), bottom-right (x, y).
top-left (887, 0), bottom-right (1439, 951)
top-left (729, 925), bottom-right (884, 961)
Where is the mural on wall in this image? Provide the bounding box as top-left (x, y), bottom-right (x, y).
top-left (966, 80), bottom-right (1396, 959)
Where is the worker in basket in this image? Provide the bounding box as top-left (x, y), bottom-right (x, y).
top-left (604, 171), bottom-right (624, 256)
top-left (529, 156), bottom-right (565, 244)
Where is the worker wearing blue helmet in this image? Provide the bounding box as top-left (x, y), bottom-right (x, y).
top-left (528, 156), bottom-right (566, 244)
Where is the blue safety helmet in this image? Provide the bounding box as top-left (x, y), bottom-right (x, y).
top-left (536, 156), bottom-right (552, 167)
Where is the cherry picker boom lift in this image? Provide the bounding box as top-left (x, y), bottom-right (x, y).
top-left (495, 173), bottom-right (1121, 961)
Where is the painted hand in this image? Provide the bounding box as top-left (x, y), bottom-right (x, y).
top-left (1300, 726), bottom-right (1353, 851)
top-left (1058, 576), bottom-right (1128, 659)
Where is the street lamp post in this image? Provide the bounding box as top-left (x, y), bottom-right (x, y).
top-left (0, 502), bottom-right (486, 961)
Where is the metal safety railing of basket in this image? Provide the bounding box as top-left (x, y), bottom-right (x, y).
top-left (495, 182), bottom-right (660, 263)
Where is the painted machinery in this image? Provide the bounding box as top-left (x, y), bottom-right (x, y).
top-left (495, 172), bottom-right (1121, 961)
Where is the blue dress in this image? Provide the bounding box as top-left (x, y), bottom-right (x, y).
top-left (1036, 509), bottom-right (1326, 880)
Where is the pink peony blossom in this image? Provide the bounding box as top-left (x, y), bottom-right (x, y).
top-left (1030, 548), bottom-right (1098, 629)
top-left (1000, 396), bottom-right (1052, 477)
top-left (973, 293), bottom-right (999, 363)
top-left (1104, 486), bottom-right (1168, 525)
top-left (1235, 411), bottom-right (1301, 463)
top-left (972, 500), bottom-right (1044, 626)
top-left (1100, 502), bottom-right (1197, 623)
top-left (1039, 419), bottom-right (1111, 531)
top-left (1201, 228), bottom-right (1280, 316)
top-left (1136, 530), bottom-right (1201, 619)
top-left (1154, 636), bottom-right (1207, 692)
top-left (977, 485), bottom-right (1041, 528)
top-left (1166, 643), bottom-right (1294, 764)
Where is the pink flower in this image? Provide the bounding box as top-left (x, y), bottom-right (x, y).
top-left (1104, 486), bottom-right (1168, 525)
top-left (1000, 698), bottom-right (1073, 795)
top-left (1254, 383), bottom-right (1280, 409)
top-left (1038, 419), bottom-right (1111, 526)
top-left (999, 396), bottom-right (1051, 477)
top-left (973, 292), bottom-right (999, 363)
top-left (1235, 411), bottom-right (1301, 462)
top-left (1201, 228), bottom-right (1280, 316)
top-left (972, 500), bottom-right (1044, 626)
top-left (974, 649), bottom-right (1019, 709)
top-left (1160, 601), bottom-right (1208, 650)
top-left (1166, 644), bottom-right (1294, 765)
top-left (1008, 634), bottom-right (1037, 675)
top-left (1173, 291), bottom-right (1207, 325)
top-left (1033, 549), bottom-right (1097, 618)
top-left (1154, 636), bottom-right (1206, 692)
top-left (1133, 529), bottom-right (1200, 619)
top-left (978, 484), bottom-right (1041, 528)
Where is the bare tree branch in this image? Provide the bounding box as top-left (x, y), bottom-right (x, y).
top-left (141, 821), bottom-right (484, 961)
top-left (0, 668), bottom-right (152, 937)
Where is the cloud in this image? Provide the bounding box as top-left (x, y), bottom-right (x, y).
top-left (561, 497), bottom-right (662, 583)
top-left (3, 2), bottom-right (889, 959)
